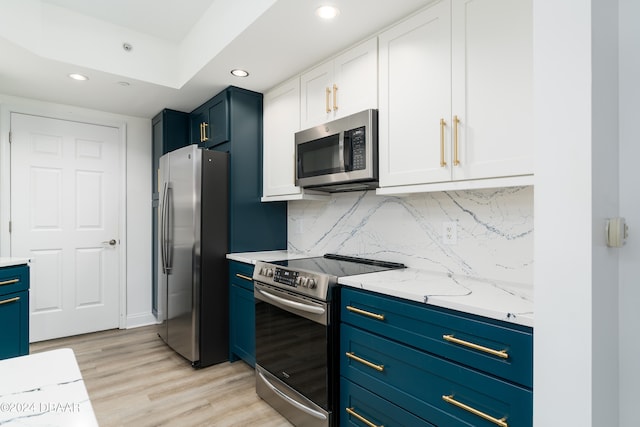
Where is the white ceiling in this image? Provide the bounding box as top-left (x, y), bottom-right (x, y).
top-left (0, 0), bottom-right (434, 119)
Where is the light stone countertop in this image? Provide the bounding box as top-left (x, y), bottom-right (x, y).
top-left (0, 258), bottom-right (30, 268)
top-left (226, 250), bottom-right (310, 264)
top-left (0, 348), bottom-right (99, 426)
top-left (226, 251), bottom-right (533, 328)
top-left (339, 268), bottom-right (533, 327)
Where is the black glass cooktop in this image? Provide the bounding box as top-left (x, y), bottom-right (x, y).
top-left (269, 253), bottom-right (405, 278)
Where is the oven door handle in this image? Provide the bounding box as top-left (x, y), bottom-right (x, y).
top-left (256, 288), bottom-right (326, 315)
top-left (257, 370), bottom-right (328, 421)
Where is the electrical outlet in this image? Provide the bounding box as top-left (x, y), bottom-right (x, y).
top-left (443, 221), bottom-right (457, 245)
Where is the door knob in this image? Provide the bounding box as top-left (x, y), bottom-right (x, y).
top-left (102, 239), bottom-right (117, 246)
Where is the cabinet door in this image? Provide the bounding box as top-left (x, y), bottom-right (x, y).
top-left (263, 78), bottom-right (302, 198)
top-left (204, 92), bottom-right (230, 148)
top-left (300, 60), bottom-right (334, 129)
top-left (0, 290), bottom-right (29, 360)
top-left (190, 106), bottom-right (207, 145)
top-left (451, 0), bottom-right (533, 180)
top-left (333, 37), bottom-right (378, 119)
top-left (378, 0), bottom-right (453, 188)
top-left (229, 261), bottom-right (256, 366)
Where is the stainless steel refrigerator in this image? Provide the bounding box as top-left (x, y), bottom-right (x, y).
top-left (157, 144), bottom-right (229, 368)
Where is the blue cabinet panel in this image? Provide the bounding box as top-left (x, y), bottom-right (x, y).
top-left (341, 324), bottom-right (532, 427)
top-left (0, 265), bottom-right (30, 359)
top-left (341, 287), bottom-right (533, 388)
top-left (340, 378), bottom-right (435, 427)
top-left (229, 260), bottom-right (255, 366)
top-left (208, 87), bottom-right (287, 253)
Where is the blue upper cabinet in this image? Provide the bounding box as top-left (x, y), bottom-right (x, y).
top-left (190, 90), bottom-right (230, 148)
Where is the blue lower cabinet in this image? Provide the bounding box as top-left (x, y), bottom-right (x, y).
top-left (341, 324), bottom-right (532, 427)
top-left (0, 265), bottom-right (30, 360)
top-left (340, 377), bottom-right (435, 427)
top-left (229, 261), bottom-right (255, 366)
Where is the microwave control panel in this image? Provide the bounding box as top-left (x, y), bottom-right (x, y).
top-left (348, 126), bottom-right (366, 171)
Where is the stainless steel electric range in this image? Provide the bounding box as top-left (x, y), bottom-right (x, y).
top-left (253, 253), bottom-right (405, 427)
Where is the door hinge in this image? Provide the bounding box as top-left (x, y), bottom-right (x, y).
top-left (8, 221), bottom-right (11, 233)
top-left (8, 131), bottom-right (12, 143)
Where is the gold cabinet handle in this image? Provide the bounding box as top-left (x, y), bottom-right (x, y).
top-left (345, 407), bottom-right (383, 427)
top-left (442, 395), bottom-right (508, 427)
top-left (235, 273), bottom-right (253, 282)
top-left (0, 296), bottom-right (20, 306)
top-left (325, 87), bottom-right (332, 113)
top-left (453, 115), bottom-right (460, 166)
top-left (440, 118), bottom-right (447, 167)
top-left (202, 122), bottom-right (209, 142)
top-left (333, 83), bottom-right (339, 111)
top-left (0, 278), bottom-right (19, 286)
top-left (345, 352), bottom-right (384, 372)
top-left (442, 334), bottom-right (509, 359)
top-left (346, 305), bottom-right (385, 321)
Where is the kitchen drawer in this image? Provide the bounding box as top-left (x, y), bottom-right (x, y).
top-left (341, 324), bottom-right (532, 427)
top-left (0, 289), bottom-right (29, 359)
top-left (0, 265), bottom-right (29, 296)
top-left (229, 261), bottom-right (254, 292)
top-left (341, 287), bottom-right (533, 387)
top-left (340, 377), bottom-right (435, 427)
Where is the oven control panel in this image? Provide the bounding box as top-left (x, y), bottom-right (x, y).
top-left (253, 261), bottom-right (329, 300)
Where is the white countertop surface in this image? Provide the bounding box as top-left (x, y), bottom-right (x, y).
top-left (0, 258), bottom-right (30, 268)
top-left (339, 268), bottom-right (534, 327)
top-left (227, 251), bottom-right (533, 328)
top-left (226, 250), bottom-right (309, 264)
top-left (0, 348), bottom-right (98, 426)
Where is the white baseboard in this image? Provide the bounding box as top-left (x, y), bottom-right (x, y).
top-left (125, 312), bottom-right (159, 329)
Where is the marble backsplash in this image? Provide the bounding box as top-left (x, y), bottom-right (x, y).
top-left (287, 186), bottom-right (533, 285)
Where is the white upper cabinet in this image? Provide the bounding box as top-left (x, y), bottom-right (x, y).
top-left (262, 77), bottom-right (301, 200)
top-left (378, 1), bottom-right (452, 187)
top-left (378, 0), bottom-right (533, 192)
top-left (300, 38), bottom-right (378, 130)
top-left (451, 0), bottom-right (533, 181)
top-left (262, 77), bottom-right (329, 201)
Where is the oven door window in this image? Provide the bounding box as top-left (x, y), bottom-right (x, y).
top-left (255, 298), bottom-right (329, 410)
top-left (297, 133), bottom-right (343, 178)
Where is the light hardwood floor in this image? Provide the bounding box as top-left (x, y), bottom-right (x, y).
top-left (30, 325), bottom-right (292, 427)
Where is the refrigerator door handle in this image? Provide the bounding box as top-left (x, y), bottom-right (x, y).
top-left (165, 184), bottom-right (173, 272)
top-left (160, 182), bottom-right (171, 273)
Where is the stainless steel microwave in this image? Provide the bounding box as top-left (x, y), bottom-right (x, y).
top-left (295, 109), bottom-right (378, 193)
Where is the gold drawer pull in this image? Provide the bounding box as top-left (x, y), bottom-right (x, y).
top-left (0, 279), bottom-right (19, 286)
top-left (235, 273), bottom-right (253, 282)
top-left (345, 352), bottom-right (384, 372)
top-left (443, 334), bottom-right (509, 359)
top-left (346, 305), bottom-right (385, 321)
top-left (442, 395), bottom-right (508, 427)
top-left (345, 407), bottom-right (383, 427)
top-left (333, 84), bottom-right (339, 111)
top-left (0, 296), bottom-right (20, 305)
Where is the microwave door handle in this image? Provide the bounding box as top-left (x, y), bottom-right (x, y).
top-left (338, 132), bottom-right (346, 172)
top-left (343, 131), bottom-right (352, 171)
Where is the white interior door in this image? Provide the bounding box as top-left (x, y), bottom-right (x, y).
top-left (10, 113), bottom-right (121, 342)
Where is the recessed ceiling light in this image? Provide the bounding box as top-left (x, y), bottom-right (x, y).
top-left (68, 73), bottom-right (89, 81)
top-left (117, 81), bottom-right (130, 86)
top-left (231, 69), bottom-right (249, 77)
top-left (315, 5), bottom-right (340, 20)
